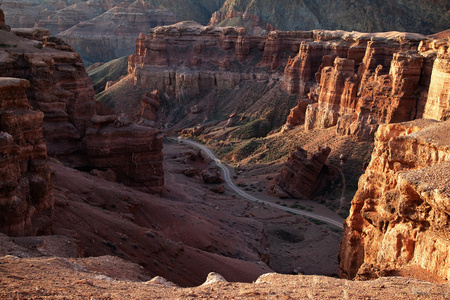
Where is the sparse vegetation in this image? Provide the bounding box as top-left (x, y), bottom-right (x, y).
top-left (104, 241), bottom-right (117, 251)
top-left (145, 231), bottom-right (155, 238)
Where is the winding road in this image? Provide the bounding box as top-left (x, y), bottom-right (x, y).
top-left (176, 138), bottom-right (344, 229)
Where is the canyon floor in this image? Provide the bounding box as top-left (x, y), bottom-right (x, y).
top-left (0, 136), bottom-right (343, 294)
top-left (1, 136), bottom-right (448, 299)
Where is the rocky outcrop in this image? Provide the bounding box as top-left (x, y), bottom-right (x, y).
top-left (0, 27), bottom-right (96, 157)
top-left (302, 33), bottom-right (431, 140)
top-left (339, 119), bottom-right (450, 281)
top-left (128, 23), bottom-right (450, 140)
top-left (0, 78), bottom-right (54, 236)
top-left (85, 116), bottom-right (164, 193)
top-left (0, 7), bottom-right (10, 31)
top-left (423, 46), bottom-right (450, 121)
top-left (279, 31), bottom-right (450, 141)
top-left (276, 146), bottom-right (330, 199)
top-left (282, 98), bottom-right (312, 131)
top-left (130, 22), bottom-right (259, 103)
top-left (0, 11), bottom-right (164, 193)
top-left (129, 22), bottom-right (308, 107)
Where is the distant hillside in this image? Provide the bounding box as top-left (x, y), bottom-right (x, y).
top-left (2, 0), bottom-right (448, 64)
top-left (217, 0), bottom-right (450, 35)
top-left (2, 0), bottom-right (449, 35)
top-left (87, 56), bottom-right (129, 94)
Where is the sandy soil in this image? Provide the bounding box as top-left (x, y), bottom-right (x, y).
top-left (0, 253), bottom-right (448, 299)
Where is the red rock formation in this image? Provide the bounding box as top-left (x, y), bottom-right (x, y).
top-left (130, 22), bottom-right (267, 103)
top-left (85, 118), bottom-right (164, 193)
top-left (0, 14), bottom-right (164, 193)
top-left (0, 78), bottom-right (54, 236)
top-left (0, 7), bottom-right (10, 31)
top-left (423, 45), bottom-right (450, 120)
top-left (282, 98), bottom-right (312, 131)
top-left (276, 146), bottom-right (331, 199)
top-left (137, 90), bottom-right (161, 123)
top-left (281, 31), bottom-right (443, 141)
top-left (0, 28), bottom-right (96, 157)
top-left (339, 119), bottom-right (450, 280)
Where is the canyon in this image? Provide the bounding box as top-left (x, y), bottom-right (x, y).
top-left (0, 2), bottom-right (450, 299)
top-left (95, 18), bottom-right (450, 286)
top-left (1, 0), bottom-right (449, 65)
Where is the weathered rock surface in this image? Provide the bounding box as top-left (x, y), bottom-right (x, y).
top-left (280, 31), bottom-right (450, 141)
top-left (126, 22), bottom-right (450, 142)
top-left (129, 22), bottom-right (271, 103)
top-left (208, 10), bottom-right (273, 36)
top-left (85, 118), bottom-right (164, 193)
top-left (0, 11), bottom-right (164, 192)
top-left (276, 146), bottom-right (330, 199)
top-left (339, 119), bottom-right (450, 281)
top-left (214, 0), bottom-right (449, 35)
top-left (1, 254), bottom-right (450, 298)
top-left (423, 47), bottom-right (450, 121)
top-left (0, 78), bottom-right (54, 236)
top-left (57, 1), bottom-right (177, 65)
top-left (0, 27), bottom-right (95, 157)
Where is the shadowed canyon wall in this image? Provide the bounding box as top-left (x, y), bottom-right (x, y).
top-left (0, 78), bottom-right (54, 236)
top-left (0, 15), bottom-right (164, 207)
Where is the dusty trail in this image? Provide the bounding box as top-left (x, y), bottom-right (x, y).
top-left (177, 138), bottom-right (344, 229)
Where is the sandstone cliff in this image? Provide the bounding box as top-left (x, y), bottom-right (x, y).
top-left (0, 12), bottom-right (164, 193)
top-left (57, 1), bottom-right (177, 65)
top-left (127, 23), bottom-right (450, 142)
top-left (214, 0), bottom-right (449, 35)
top-left (0, 78), bottom-right (54, 236)
top-left (276, 146), bottom-right (330, 199)
top-left (3, 0), bottom-right (448, 67)
top-left (282, 31), bottom-right (450, 141)
top-left (124, 22), bottom-right (301, 131)
top-left (339, 119), bottom-right (450, 281)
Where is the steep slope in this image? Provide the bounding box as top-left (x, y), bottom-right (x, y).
top-left (0, 12), bottom-right (164, 192)
top-left (87, 56), bottom-right (129, 93)
top-left (215, 0), bottom-right (450, 34)
top-left (57, 1), bottom-right (177, 65)
top-left (0, 78), bottom-right (54, 237)
top-left (339, 119), bottom-right (450, 281)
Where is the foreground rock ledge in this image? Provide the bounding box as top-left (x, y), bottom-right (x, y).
top-left (0, 254), bottom-right (448, 299)
top-left (339, 119), bottom-right (450, 281)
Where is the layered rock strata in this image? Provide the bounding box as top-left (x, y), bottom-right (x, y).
top-left (422, 44), bottom-right (450, 121)
top-left (276, 146), bottom-right (330, 199)
top-left (85, 116), bottom-right (164, 193)
top-left (58, 1), bottom-right (177, 65)
top-left (0, 27), bottom-right (95, 157)
top-left (129, 25), bottom-right (449, 142)
top-left (0, 78), bottom-right (54, 236)
top-left (129, 22), bottom-right (273, 104)
top-left (339, 119), bottom-right (450, 281)
top-left (0, 11), bottom-right (164, 193)
top-left (283, 31), bottom-right (450, 141)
